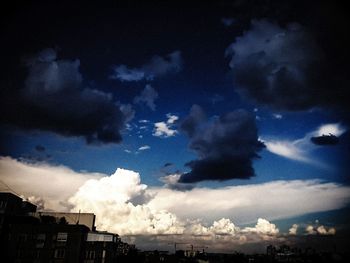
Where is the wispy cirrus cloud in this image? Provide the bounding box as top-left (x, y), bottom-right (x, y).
top-left (263, 139), bottom-right (312, 163)
top-left (262, 122), bottom-right (347, 167)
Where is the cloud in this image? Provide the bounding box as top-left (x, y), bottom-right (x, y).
top-left (272, 113), bottom-right (283, 119)
top-left (313, 123), bottom-right (347, 136)
top-left (138, 145), bottom-right (150, 151)
top-left (166, 113), bottom-right (179, 124)
top-left (310, 123), bottom-right (346, 146)
top-left (163, 162), bottom-right (173, 167)
top-left (179, 105), bottom-right (206, 138)
top-left (289, 224), bottom-right (298, 235)
top-left (264, 139), bottom-right (312, 163)
top-left (139, 119), bottom-right (150, 123)
top-left (148, 179), bottom-right (350, 225)
top-left (1, 157), bottom-right (349, 252)
top-left (159, 173), bottom-right (194, 191)
top-left (2, 156), bottom-right (350, 227)
top-left (242, 218), bottom-right (279, 236)
top-left (305, 225), bottom-right (316, 235)
top-left (179, 105), bottom-right (264, 183)
top-left (110, 65), bottom-right (145, 82)
top-left (153, 114), bottom-right (179, 138)
top-left (315, 123), bottom-right (346, 137)
top-left (68, 168), bottom-right (184, 235)
top-left (263, 122), bottom-right (347, 165)
top-left (110, 51), bottom-right (183, 82)
top-left (0, 156), bottom-right (103, 211)
top-left (305, 224), bottom-right (336, 236)
top-left (133, 84), bottom-right (159, 111)
top-left (311, 134), bottom-right (339, 146)
top-left (119, 103), bottom-right (135, 124)
top-left (25, 195), bottom-right (46, 210)
top-left (0, 48), bottom-right (128, 144)
top-left (226, 19), bottom-right (338, 111)
top-left (210, 218), bottom-right (239, 235)
top-left (153, 123), bottom-right (177, 137)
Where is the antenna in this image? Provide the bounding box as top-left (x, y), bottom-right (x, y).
top-left (168, 242), bottom-right (189, 254)
top-left (77, 209), bottom-right (80, 224)
top-left (0, 179), bottom-right (21, 196)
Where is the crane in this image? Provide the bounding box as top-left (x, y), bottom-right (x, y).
top-left (187, 245), bottom-right (209, 254)
top-left (168, 242), bottom-right (189, 254)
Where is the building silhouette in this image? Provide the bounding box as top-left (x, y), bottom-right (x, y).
top-left (0, 192), bottom-right (133, 263)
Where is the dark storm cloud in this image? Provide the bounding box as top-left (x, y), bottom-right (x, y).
top-left (110, 51), bottom-right (183, 82)
top-left (133, 85), bottom-right (159, 111)
top-left (311, 134), bottom-right (339, 146)
top-left (226, 19), bottom-right (348, 112)
top-left (0, 48), bottom-right (128, 144)
top-left (179, 105), bottom-right (264, 183)
top-left (180, 104), bottom-right (207, 138)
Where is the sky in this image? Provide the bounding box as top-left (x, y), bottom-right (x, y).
top-left (0, 0), bottom-right (350, 253)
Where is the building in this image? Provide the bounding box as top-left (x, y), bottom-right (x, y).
top-left (0, 192), bottom-right (133, 263)
top-left (1, 192), bottom-right (40, 261)
top-left (8, 222), bottom-right (90, 263)
top-left (84, 231), bottom-right (120, 263)
top-left (35, 212), bottom-right (96, 231)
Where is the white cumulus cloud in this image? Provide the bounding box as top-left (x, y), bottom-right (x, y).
top-left (314, 123), bottom-right (346, 137)
top-left (153, 113), bottom-right (179, 138)
top-left (68, 168), bottom-right (184, 235)
top-left (242, 218), bottom-right (279, 236)
top-left (289, 224), bottom-right (298, 235)
top-left (305, 224), bottom-right (336, 235)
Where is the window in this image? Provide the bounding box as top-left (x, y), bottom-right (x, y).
top-left (0, 200), bottom-right (7, 209)
top-left (36, 233), bottom-right (46, 248)
top-left (54, 248), bottom-right (65, 259)
top-left (18, 234), bottom-right (27, 243)
top-left (85, 250), bottom-right (96, 259)
top-left (57, 232), bottom-right (68, 242)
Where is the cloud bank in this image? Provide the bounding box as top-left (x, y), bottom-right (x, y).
top-left (1, 157), bottom-right (349, 251)
top-left (0, 156), bottom-right (103, 210)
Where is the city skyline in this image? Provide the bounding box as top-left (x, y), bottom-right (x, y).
top-left (1, 0), bottom-right (349, 253)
